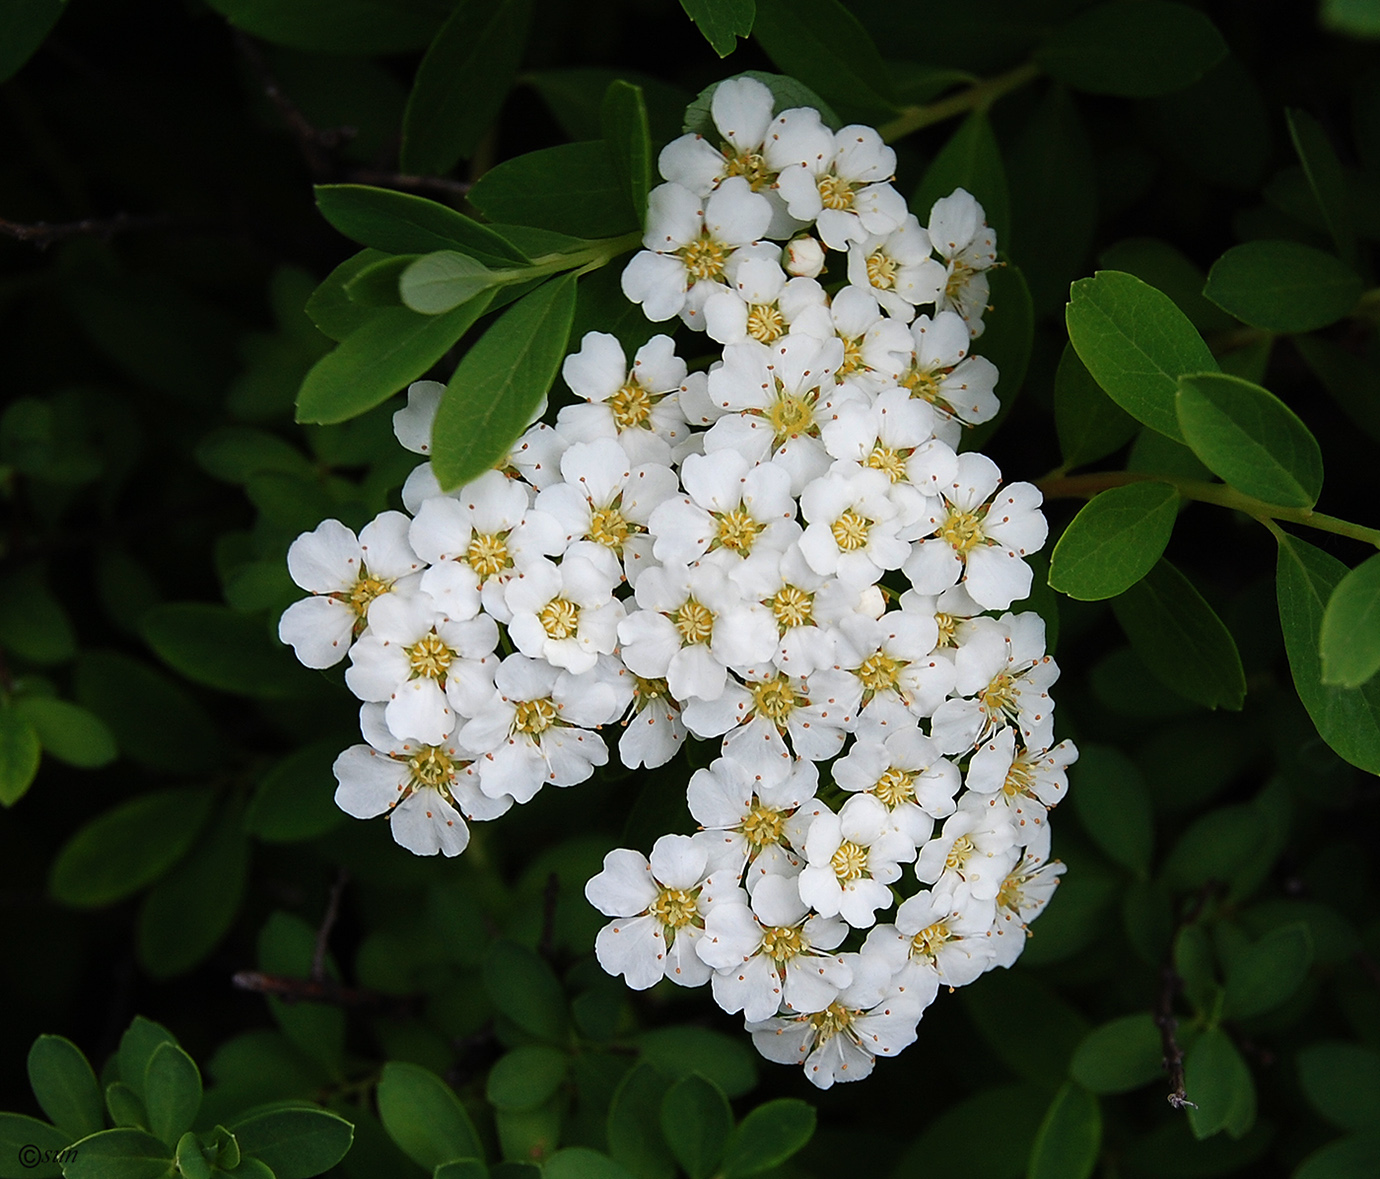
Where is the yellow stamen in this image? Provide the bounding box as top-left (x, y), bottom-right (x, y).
top-left (751, 675), bottom-right (798, 724)
top-left (650, 886), bottom-right (701, 929)
top-left (760, 924), bottom-right (806, 963)
top-left (467, 532), bottom-right (511, 579)
top-left (817, 174), bottom-right (855, 211)
top-left (866, 249), bottom-right (898, 290)
top-left (935, 612), bottom-right (958, 647)
top-left (940, 507), bottom-right (985, 556)
top-left (981, 672), bottom-right (1018, 722)
top-left (945, 834), bottom-right (976, 872)
top-left (873, 767), bottom-right (916, 809)
top-left (407, 746), bottom-right (455, 791)
top-left (513, 697), bottom-right (558, 734)
top-left (347, 572), bottom-right (391, 620)
top-left (539, 598), bottom-right (580, 640)
top-left (713, 508), bottom-right (761, 553)
top-left (674, 598), bottom-right (715, 645)
top-left (588, 505), bottom-right (632, 551)
top-left (856, 651), bottom-right (902, 699)
top-left (678, 232), bottom-right (729, 282)
top-left (911, 920), bottom-right (951, 962)
top-left (770, 585), bottom-right (814, 631)
top-left (809, 1002), bottom-right (855, 1043)
top-left (406, 632), bottom-right (454, 680)
top-left (831, 839), bottom-right (868, 881)
top-left (866, 444), bottom-right (909, 483)
top-left (723, 147), bottom-right (772, 190)
top-left (764, 387), bottom-right (816, 444)
top-left (831, 509), bottom-right (871, 552)
top-left (746, 304), bottom-right (786, 343)
top-left (741, 802), bottom-right (785, 849)
top-left (610, 381), bottom-right (653, 430)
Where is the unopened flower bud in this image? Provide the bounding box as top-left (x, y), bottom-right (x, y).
top-left (784, 236), bottom-right (826, 278)
top-left (859, 585), bottom-right (887, 619)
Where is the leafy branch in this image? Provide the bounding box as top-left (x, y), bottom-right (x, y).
top-left (878, 62), bottom-right (1043, 142)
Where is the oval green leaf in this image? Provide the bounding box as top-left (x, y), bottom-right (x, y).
top-left (144, 1043), bottom-right (202, 1148)
top-left (1110, 558), bottom-right (1246, 710)
top-left (660, 1076), bottom-right (731, 1179)
top-left (1027, 1082), bottom-right (1101, 1179)
top-left (0, 704), bottom-right (41, 807)
top-left (468, 143), bottom-right (638, 238)
top-left (59, 1128), bottom-right (171, 1179)
top-left (227, 1106), bottom-right (354, 1179)
top-left (432, 275), bottom-right (578, 491)
top-left (485, 1046), bottom-right (568, 1113)
top-left (1298, 1042), bottom-right (1380, 1130)
top-left (50, 789), bottom-right (215, 908)
top-left (543, 1148), bottom-right (635, 1179)
top-left (1320, 552), bottom-right (1380, 688)
top-left (1049, 481), bottom-right (1179, 601)
top-left (1066, 270), bottom-right (1218, 441)
top-left (27, 1036), bottom-right (103, 1141)
top-left (602, 80), bottom-right (653, 224)
top-left (1185, 1028), bottom-right (1253, 1140)
top-left (314, 185), bottom-right (528, 267)
top-left (376, 1062), bottom-right (482, 1170)
top-left (1068, 746), bottom-right (1153, 877)
top-left (1203, 239), bottom-right (1362, 333)
top-left (400, 252), bottom-right (504, 315)
top-left (1053, 344), bottom-right (1140, 472)
top-left (14, 698), bottom-right (117, 769)
top-left (1223, 922), bottom-right (1313, 1019)
top-left (721, 1099), bottom-right (815, 1179)
top-left (912, 111), bottom-right (1010, 249)
top-left (141, 604), bottom-right (323, 699)
top-left (1070, 1015), bottom-right (1164, 1095)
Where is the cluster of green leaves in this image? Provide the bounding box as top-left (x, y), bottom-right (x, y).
top-left (0, 1017), bottom-right (351, 1178)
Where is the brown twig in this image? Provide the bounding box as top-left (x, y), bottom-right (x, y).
top-left (1154, 963), bottom-right (1196, 1110)
top-left (232, 970), bottom-right (390, 1009)
top-left (312, 867), bottom-right (349, 983)
top-left (0, 212), bottom-right (172, 250)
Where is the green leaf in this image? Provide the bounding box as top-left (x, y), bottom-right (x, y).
top-left (1277, 532), bottom-right (1380, 774)
top-left (888, 1083), bottom-right (1046, 1179)
top-left (400, 0), bottom-right (535, 175)
top-left (432, 275), bottom-right (577, 491)
top-left (27, 1036), bottom-right (102, 1141)
top-left (962, 970), bottom-right (1090, 1086)
top-left (1069, 746), bottom-right (1154, 877)
top-left (750, 0), bottom-right (898, 121)
top-left (0, 568), bottom-right (76, 666)
top-left (1294, 334), bottom-right (1380, 444)
top-left (1065, 270), bottom-right (1218, 441)
top-left (141, 604), bottom-right (322, 699)
top-left (306, 251), bottom-right (388, 342)
top-left (0, 704), bottom-right (41, 807)
top-left (13, 699), bottom-right (117, 769)
top-left (343, 254), bottom-right (415, 308)
top-left (106, 1082), bottom-right (147, 1130)
top-left (602, 81), bottom-right (653, 224)
top-left (721, 1099), bottom-right (815, 1179)
top-left (633, 1028), bottom-right (756, 1098)
top-left (202, 0), bottom-right (441, 54)
top-left (912, 112), bottom-right (1010, 250)
top-left (1320, 552), bottom-right (1380, 688)
top-left (400, 252), bottom-right (506, 315)
top-left (74, 652), bottom-right (221, 775)
top-left (1298, 1042), bottom-right (1380, 1130)
top-left (606, 1064), bottom-right (674, 1179)
top-left (174, 1133), bottom-right (211, 1179)
top-left (1053, 344), bottom-right (1139, 469)
top-left (1048, 482), bottom-right (1179, 601)
top-left (50, 789), bottom-right (214, 907)
top-left (0, 1111), bottom-right (69, 1177)
top-left (118, 1018), bottom-right (178, 1104)
top-left (1110, 559), bottom-right (1246, 709)
top-left (964, 263), bottom-right (1033, 445)
top-left (1288, 107), bottom-right (1359, 268)
top-left (1223, 922), bottom-right (1313, 1018)
top-left (137, 801), bottom-right (250, 978)
top-left (1026, 1083), bottom-right (1101, 1179)
top-left (256, 915), bottom-right (345, 1076)
top-left (245, 741), bottom-right (347, 843)
top-left (295, 293), bottom-right (497, 426)
top-left (434, 1163), bottom-right (489, 1179)
top-left (678, 0), bottom-right (754, 56)
top-left (1162, 802), bottom-right (1267, 891)
top-left (1070, 1015), bottom-right (1164, 1095)
top-left (1175, 371), bottom-right (1323, 507)
top-left (0, 0), bottom-right (66, 85)
top-left (659, 1076), bottom-right (730, 1179)
top-left (468, 143), bottom-right (639, 238)
top-left (543, 1149), bottom-right (635, 1179)
top-left (1203, 240), bottom-right (1363, 333)
top-left (1295, 1132), bottom-right (1380, 1179)
top-left (485, 1047), bottom-right (568, 1113)
top-left (227, 1106), bottom-right (354, 1178)
top-left (1174, 923), bottom-right (1220, 1016)
top-left (144, 1043), bottom-right (202, 1148)
top-left (195, 428), bottom-right (313, 484)
top-left (1185, 1029), bottom-right (1253, 1140)
top-left (314, 185), bottom-right (528, 267)
top-left (60, 1128), bottom-right (172, 1179)
top-left (1099, 237), bottom-right (1236, 334)
top-left (682, 72), bottom-right (840, 136)
top-left (377, 1062), bottom-right (483, 1169)
top-left (483, 939), bottom-right (569, 1043)
top-left (1324, 0), bottom-right (1380, 37)
top-left (1036, 0), bottom-right (1226, 97)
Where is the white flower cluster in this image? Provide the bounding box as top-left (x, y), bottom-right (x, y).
top-left (277, 77), bottom-right (1075, 1090)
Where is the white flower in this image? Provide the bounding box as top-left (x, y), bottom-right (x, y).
top-left (863, 882), bottom-right (996, 992)
top-left (845, 215), bottom-right (946, 320)
top-left (756, 542), bottom-right (865, 675)
top-left (557, 332), bottom-right (690, 464)
top-left (928, 188), bottom-right (998, 337)
top-left (832, 726), bottom-right (961, 844)
top-left (617, 675), bottom-right (687, 770)
top-left (965, 730), bottom-right (1078, 857)
top-left (278, 514), bottom-right (423, 669)
top-left (332, 704), bottom-right (510, 857)
top-left (798, 467), bottom-right (910, 589)
top-left (746, 949), bottom-right (922, 1088)
top-left (703, 261), bottom-right (828, 347)
top-left (988, 853), bottom-right (1066, 968)
top-left (832, 611), bottom-right (957, 732)
top-left (913, 794), bottom-right (1021, 902)
top-left (622, 179), bottom-right (775, 328)
top-left (697, 873), bottom-right (851, 1021)
top-left (392, 380), bottom-right (444, 455)
top-left (903, 452), bottom-right (1047, 611)
top-left (929, 613), bottom-right (1059, 754)
top-left (585, 834), bottom-right (734, 990)
top-left (505, 556), bottom-right (624, 675)
top-left (797, 794), bottom-right (913, 927)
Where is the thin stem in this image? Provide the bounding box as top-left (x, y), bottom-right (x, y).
top-left (878, 62), bottom-right (1043, 143)
top-left (1038, 470), bottom-right (1380, 550)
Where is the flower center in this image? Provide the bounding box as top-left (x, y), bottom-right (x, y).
top-left (945, 834), bottom-right (976, 872)
top-left (678, 232), bottom-right (729, 282)
top-left (673, 598), bottom-right (715, 645)
top-left (866, 249), bottom-right (898, 290)
top-left (746, 304), bottom-right (786, 343)
top-left (902, 364), bottom-right (947, 407)
top-left (723, 146), bottom-right (772, 190)
top-left (873, 767), bottom-right (916, 809)
top-left (406, 632), bottom-right (454, 681)
top-left (945, 261), bottom-right (975, 304)
top-left (764, 387), bottom-right (816, 444)
top-left (346, 571), bottom-right (391, 621)
top-left (650, 886), bottom-right (701, 929)
top-left (831, 509), bottom-right (871, 552)
top-left (770, 585), bottom-right (814, 631)
top-left (809, 1002), bottom-right (856, 1043)
top-left (713, 508), bottom-right (761, 554)
top-left (751, 675), bottom-right (798, 724)
top-left (633, 675), bottom-right (670, 704)
top-left (866, 443), bottom-right (909, 483)
top-left (467, 531), bottom-right (512, 579)
top-left (831, 839), bottom-right (869, 881)
top-left (940, 507), bottom-right (986, 556)
top-left (741, 802), bottom-right (786, 849)
top-left (996, 873), bottom-right (1025, 913)
top-left (981, 672), bottom-right (1018, 722)
top-left (539, 597), bottom-right (580, 640)
top-left (761, 924), bottom-right (806, 963)
top-left (1003, 757), bottom-right (1036, 799)
top-left (838, 336), bottom-right (865, 377)
top-left (407, 745), bottom-right (456, 791)
top-left (512, 696), bottom-right (558, 735)
top-left (856, 651), bottom-right (902, 698)
top-left (588, 504), bottom-right (632, 551)
top-left (911, 920), bottom-right (952, 962)
top-left (609, 380), bottom-right (653, 430)
top-left (935, 612), bottom-right (958, 647)
top-left (817, 174), bottom-right (855, 211)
